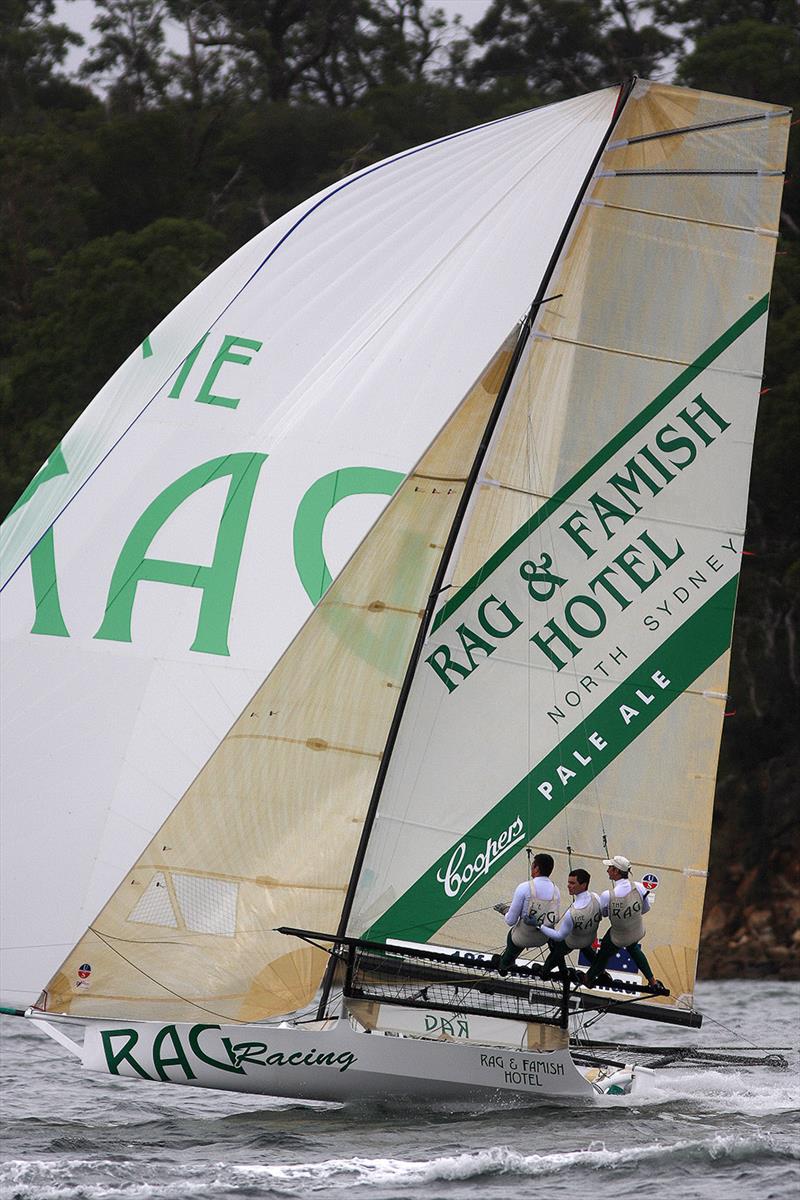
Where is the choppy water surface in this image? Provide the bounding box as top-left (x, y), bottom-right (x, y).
top-left (1, 981), bottom-right (797, 1199)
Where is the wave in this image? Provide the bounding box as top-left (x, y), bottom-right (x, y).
top-left (620, 1066), bottom-right (800, 1116)
top-left (2, 1131), bottom-right (797, 1198)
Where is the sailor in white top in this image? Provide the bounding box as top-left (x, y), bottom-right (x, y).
top-left (584, 854), bottom-right (662, 989)
top-left (539, 867), bottom-right (602, 978)
top-left (494, 852), bottom-right (561, 973)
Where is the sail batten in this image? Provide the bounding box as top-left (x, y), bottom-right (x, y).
top-left (608, 106), bottom-right (790, 148)
top-left (539, 334), bottom-right (766, 369)
top-left (594, 202), bottom-right (781, 234)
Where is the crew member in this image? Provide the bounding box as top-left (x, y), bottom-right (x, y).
top-left (494, 852), bottom-right (560, 973)
top-left (539, 867), bottom-right (601, 979)
top-left (584, 854), bottom-right (663, 990)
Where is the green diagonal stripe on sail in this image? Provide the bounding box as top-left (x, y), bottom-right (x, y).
top-left (366, 574), bottom-right (738, 943)
top-left (431, 295), bottom-right (767, 633)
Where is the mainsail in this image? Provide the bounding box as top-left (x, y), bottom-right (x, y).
top-left (347, 82), bottom-right (790, 1010)
top-left (0, 82), bottom-right (789, 1033)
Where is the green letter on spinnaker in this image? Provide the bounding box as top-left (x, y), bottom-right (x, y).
top-left (95, 453), bottom-right (267, 655)
top-left (9, 443), bottom-right (71, 638)
top-left (293, 466), bottom-right (403, 604)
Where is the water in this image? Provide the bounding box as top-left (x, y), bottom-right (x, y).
top-left (1, 981), bottom-right (797, 1199)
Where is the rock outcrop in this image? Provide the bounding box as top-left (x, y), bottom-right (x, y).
top-left (698, 749), bottom-right (799, 979)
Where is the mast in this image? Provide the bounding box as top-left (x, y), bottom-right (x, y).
top-left (317, 78), bottom-right (638, 1019)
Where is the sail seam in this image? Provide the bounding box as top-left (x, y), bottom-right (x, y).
top-left (129, 869), bottom-right (346, 891)
top-left (330, 601), bottom-right (423, 616)
top-left (459, 476), bottom-right (751, 539)
top-left (412, 474), bottom-right (470, 483)
top-left (243, 734), bottom-right (383, 757)
top-left (431, 293), bottom-right (768, 633)
top-left (253, 881), bottom-right (348, 892)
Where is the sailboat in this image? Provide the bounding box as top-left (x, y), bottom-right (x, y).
top-left (0, 78), bottom-right (790, 1102)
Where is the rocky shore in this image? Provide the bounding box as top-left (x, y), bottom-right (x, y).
top-left (698, 750), bottom-right (799, 980)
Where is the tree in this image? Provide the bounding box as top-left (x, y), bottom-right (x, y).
top-left (1, 218), bottom-right (225, 516)
top-left (0, 125), bottom-right (95, 340)
top-left (0, 0), bottom-right (84, 116)
top-left (83, 110), bottom-right (195, 235)
top-left (469, 0), bottom-right (677, 102)
top-left (653, 0), bottom-right (799, 37)
top-left (175, 0), bottom-right (365, 104)
top-left (79, 0), bottom-right (171, 111)
top-left (677, 19), bottom-right (800, 108)
top-left (332, 0), bottom-right (455, 96)
top-left (165, 0), bottom-right (460, 107)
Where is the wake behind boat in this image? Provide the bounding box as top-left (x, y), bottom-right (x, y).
top-left (0, 78), bottom-right (791, 1103)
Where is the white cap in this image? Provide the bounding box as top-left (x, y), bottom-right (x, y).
top-left (603, 854), bottom-right (631, 872)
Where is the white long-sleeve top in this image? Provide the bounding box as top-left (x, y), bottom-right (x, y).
top-left (505, 877), bottom-right (560, 927)
top-left (599, 878), bottom-right (652, 916)
top-left (540, 890), bottom-right (599, 941)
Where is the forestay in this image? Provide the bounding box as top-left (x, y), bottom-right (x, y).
top-left (0, 92), bottom-right (617, 1010)
top-left (347, 81), bottom-right (790, 1011)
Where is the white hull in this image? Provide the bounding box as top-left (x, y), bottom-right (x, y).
top-left (75, 1015), bottom-right (596, 1102)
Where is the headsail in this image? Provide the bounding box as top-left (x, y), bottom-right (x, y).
top-left (37, 338), bottom-right (515, 1020)
top-left (0, 91), bottom-right (618, 1009)
top-left (346, 82), bottom-right (790, 1011)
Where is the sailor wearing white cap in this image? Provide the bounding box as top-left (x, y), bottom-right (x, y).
top-left (584, 855), bottom-right (663, 990)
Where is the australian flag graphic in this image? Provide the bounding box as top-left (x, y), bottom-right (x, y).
top-left (578, 938), bottom-right (640, 974)
top-left (578, 946), bottom-right (639, 973)
top-left (581, 947), bottom-right (639, 973)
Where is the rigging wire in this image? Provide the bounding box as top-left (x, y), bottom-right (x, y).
top-left (446, 904), bottom-right (502, 919)
top-left (88, 928), bottom-right (256, 1024)
top-left (576, 989), bottom-right (658, 1031)
top-left (87, 927), bottom-right (347, 1029)
top-left (696, 1009), bottom-right (787, 1054)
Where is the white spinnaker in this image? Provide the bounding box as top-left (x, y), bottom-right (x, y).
top-left (347, 83), bottom-right (789, 1006)
top-left (0, 91), bottom-right (619, 1007)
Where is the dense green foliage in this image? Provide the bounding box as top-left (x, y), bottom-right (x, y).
top-left (1, 2), bottom-right (797, 947)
